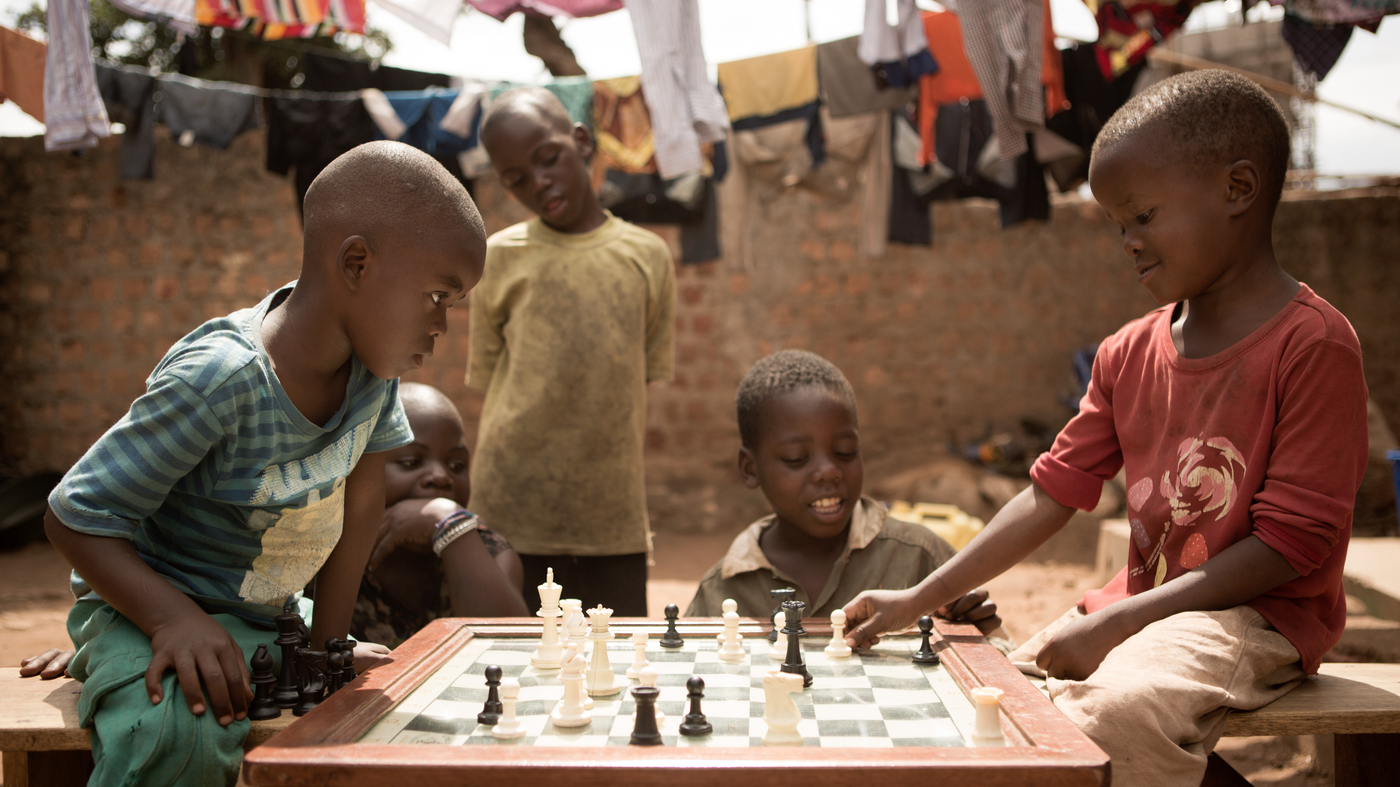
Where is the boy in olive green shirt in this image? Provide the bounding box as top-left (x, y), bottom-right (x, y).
top-left (469, 88), bottom-right (675, 615)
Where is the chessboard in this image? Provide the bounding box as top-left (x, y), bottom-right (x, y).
top-left (360, 635), bottom-right (974, 748)
top-left (243, 618), bottom-right (1109, 787)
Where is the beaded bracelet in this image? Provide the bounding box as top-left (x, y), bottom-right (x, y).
top-left (431, 510), bottom-right (481, 557)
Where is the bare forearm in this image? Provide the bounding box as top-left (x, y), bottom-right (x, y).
top-left (1105, 535), bottom-right (1299, 633)
top-left (309, 454), bottom-right (385, 650)
top-left (43, 508), bottom-right (205, 634)
top-left (442, 539), bottom-right (529, 617)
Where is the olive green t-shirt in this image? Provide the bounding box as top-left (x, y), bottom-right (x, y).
top-left (686, 497), bottom-right (957, 618)
top-left (467, 214), bottom-right (675, 556)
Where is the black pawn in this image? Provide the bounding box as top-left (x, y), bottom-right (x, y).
top-left (768, 588), bottom-right (795, 642)
top-left (912, 615), bottom-right (940, 665)
top-left (247, 644), bottom-right (281, 721)
top-left (779, 600), bottom-right (812, 688)
top-left (478, 665), bottom-right (503, 725)
top-left (659, 603), bottom-right (684, 649)
top-left (273, 610), bottom-right (303, 709)
top-left (293, 649), bottom-right (326, 717)
top-left (629, 686), bottom-right (663, 745)
top-left (678, 676), bottom-right (712, 736)
top-left (325, 650), bottom-right (345, 695)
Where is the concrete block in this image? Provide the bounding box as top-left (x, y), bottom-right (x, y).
top-left (1096, 519), bottom-right (1131, 585)
top-left (1344, 538), bottom-right (1400, 623)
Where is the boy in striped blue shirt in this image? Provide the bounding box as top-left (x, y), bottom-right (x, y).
top-left (42, 141), bottom-right (487, 786)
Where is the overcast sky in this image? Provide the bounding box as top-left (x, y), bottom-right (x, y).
top-left (3, 0), bottom-right (1397, 174)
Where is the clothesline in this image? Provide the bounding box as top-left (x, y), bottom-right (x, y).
top-left (96, 58), bottom-right (455, 101)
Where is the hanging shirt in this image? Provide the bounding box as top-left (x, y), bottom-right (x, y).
top-left (0, 26), bottom-right (46, 122)
top-left (858, 0), bottom-right (938, 85)
top-left (265, 96), bottom-right (378, 213)
top-left (590, 75), bottom-right (657, 190)
top-left (465, 0), bottom-right (623, 21)
top-left (817, 35), bottom-right (915, 120)
top-left (958, 0), bottom-right (1047, 159)
top-left (1282, 0), bottom-right (1398, 25)
top-left (110, 0), bottom-right (198, 34)
top-left (1087, 0), bottom-right (1193, 78)
top-left (96, 66), bottom-right (157, 180)
top-left (717, 45), bottom-right (819, 123)
top-left (1032, 285), bottom-right (1368, 675)
top-left (155, 74), bottom-right (262, 150)
top-left (623, 0), bottom-right (730, 179)
top-left (300, 51), bottom-right (452, 92)
top-left (43, 0), bottom-right (111, 151)
top-left (1280, 14), bottom-right (1354, 79)
top-left (371, 0), bottom-right (461, 44)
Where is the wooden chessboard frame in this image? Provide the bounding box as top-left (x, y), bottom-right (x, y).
top-left (242, 617), bottom-right (1109, 787)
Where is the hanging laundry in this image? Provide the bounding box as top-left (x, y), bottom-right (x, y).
top-left (916, 2), bottom-right (1065, 167)
top-left (155, 74), bottom-right (262, 149)
top-left (718, 45), bottom-right (819, 123)
top-left (1280, 14), bottom-right (1354, 78)
top-left (858, 0), bottom-right (938, 87)
top-left (438, 82), bottom-right (487, 138)
top-left (623, 0), bottom-right (729, 179)
top-left (377, 88), bottom-right (478, 156)
top-left (817, 35), bottom-right (914, 120)
top-left (464, 0), bottom-right (621, 21)
top-left (44, 0), bottom-right (111, 151)
top-left (719, 45), bottom-right (826, 179)
top-left (196, 0), bottom-right (366, 39)
top-left (372, 0), bottom-right (462, 45)
top-left (958, 0), bottom-right (1046, 159)
top-left (266, 96), bottom-right (378, 213)
top-left (1087, 0), bottom-right (1194, 78)
top-left (0, 26), bottom-right (46, 122)
top-left (110, 0), bottom-right (198, 34)
top-left (300, 51), bottom-right (451, 92)
top-left (1275, 0), bottom-right (1397, 26)
top-left (96, 65), bottom-right (157, 179)
top-left (1044, 43), bottom-right (1145, 190)
top-left (487, 76), bottom-right (593, 126)
top-left (591, 76), bottom-right (656, 190)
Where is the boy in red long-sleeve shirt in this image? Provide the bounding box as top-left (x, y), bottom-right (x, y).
top-left (841, 70), bottom-right (1368, 787)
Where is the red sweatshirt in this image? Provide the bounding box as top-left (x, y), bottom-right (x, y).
top-left (1030, 285), bottom-right (1368, 674)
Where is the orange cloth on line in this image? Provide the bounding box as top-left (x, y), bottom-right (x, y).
top-left (196, 0), bottom-right (366, 39)
top-left (0, 26), bottom-right (46, 121)
top-left (917, 1), bottom-right (1067, 166)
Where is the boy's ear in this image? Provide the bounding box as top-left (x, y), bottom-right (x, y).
top-left (571, 122), bottom-right (595, 161)
top-left (737, 447), bottom-right (760, 489)
top-left (1223, 159), bottom-right (1260, 217)
top-left (338, 236), bottom-right (372, 290)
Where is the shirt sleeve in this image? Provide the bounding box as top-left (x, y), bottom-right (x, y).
top-left (1251, 339), bottom-right (1368, 576)
top-left (467, 273), bottom-right (504, 390)
top-left (365, 378), bottom-right (413, 453)
top-left (47, 371), bottom-right (231, 540)
top-left (1029, 340), bottom-right (1125, 511)
top-left (644, 243), bottom-right (676, 383)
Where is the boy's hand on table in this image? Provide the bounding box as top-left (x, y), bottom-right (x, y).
top-left (936, 588), bottom-right (1002, 636)
top-left (368, 497), bottom-right (461, 571)
top-left (352, 641), bottom-right (394, 673)
top-left (1035, 608), bottom-right (1134, 681)
top-left (20, 648), bottom-right (75, 679)
top-left (842, 588), bottom-right (925, 649)
top-left (146, 611), bottom-right (252, 726)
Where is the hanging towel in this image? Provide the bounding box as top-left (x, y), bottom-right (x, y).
top-left (958, 0), bottom-right (1045, 160)
top-left (623, 0), bottom-right (730, 179)
top-left (155, 74), bottom-right (262, 149)
top-left (111, 0), bottom-right (198, 34)
top-left (43, 0), bottom-right (111, 151)
top-left (464, 0), bottom-right (622, 21)
top-left (372, 0), bottom-right (462, 45)
top-left (95, 65), bottom-right (157, 179)
top-left (0, 26), bottom-right (46, 122)
top-left (817, 35), bottom-right (914, 120)
top-left (717, 45), bottom-right (819, 123)
top-left (1087, 0), bottom-right (1193, 78)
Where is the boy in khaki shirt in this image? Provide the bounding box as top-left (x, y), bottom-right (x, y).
top-left (687, 350), bottom-right (1001, 637)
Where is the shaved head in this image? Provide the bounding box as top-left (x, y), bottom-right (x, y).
top-left (481, 87), bottom-right (575, 145)
top-left (399, 382), bottom-right (463, 425)
top-left (302, 141), bottom-right (487, 274)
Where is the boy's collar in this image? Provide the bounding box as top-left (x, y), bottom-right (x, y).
top-left (718, 496), bottom-right (887, 580)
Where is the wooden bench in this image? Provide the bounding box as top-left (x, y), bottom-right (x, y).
top-left (0, 668), bottom-right (295, 787)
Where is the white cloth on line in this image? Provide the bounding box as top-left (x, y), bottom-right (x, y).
top-left (368, 0), bottom-right (461, 45)
top-left (438, 81), bottom-right (487, 138)
top-left (110, 0), bottom-right (197, 34)
top-left (44, 0), bottom-right (111, 152)
top-left (360, 89), bottom-right (408, 140)
top-left (622, 0), bottom-right (729, 179)
top-left (858, 0), bottom-right (930, 66)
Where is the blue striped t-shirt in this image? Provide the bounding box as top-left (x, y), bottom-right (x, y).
top-left (49, 283), bottom-right (413, 625)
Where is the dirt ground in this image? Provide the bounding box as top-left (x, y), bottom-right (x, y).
top-left (0, 535), bottom-right (1381, 785)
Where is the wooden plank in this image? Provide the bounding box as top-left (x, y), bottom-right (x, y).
top-left (0, 668), bottom-right (296, 751)
top-left (1223, 663), bottom-right (1400, 737)
top-left (0, 750), bottom-right (94, 787)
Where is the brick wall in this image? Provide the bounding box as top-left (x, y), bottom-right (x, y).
top-left (2, 131), bottom-right (1396, 533)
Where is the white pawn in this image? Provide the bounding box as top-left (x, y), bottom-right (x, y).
top-left (492, 677), bottom-right (527, 739)
top-left (769, 624), bottom-right (787, 662)
top-left (718, 600), bottom-right (745, 663)
top-left (638, 665), bottom-right (664, 724)
top-left (626, 630), bottom-right (650, 679)
top-left (824, 609), bottom-right (852, 659)
top-left (585, 605), bottom-right (621, 697)
top-left (971, 687), bottom-right (1006, 747)
top-left (761, 669), bottom-right (804, 746)
top-left (551, 644), bottom-right (592, 728)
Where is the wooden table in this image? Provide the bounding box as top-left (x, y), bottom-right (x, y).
top-left (242, 617), bottom-right (1109, 786)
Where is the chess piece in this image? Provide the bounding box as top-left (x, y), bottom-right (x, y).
top-left (971, 687), bottom-right (1006, 747)
top-left (660, 603), bottom-right (684, 648)
top-left (532, 568), bottom-right (564, 670)
top-left (768, 588), bottom-right (795, 642)
top-left (638, 665), bottom-right (664, 723)
top-left (628, 686), bottom-right (663, 746)
top-left (561, 599), bottom-right (587, 647)
top-left (825, 609), bottom-right (852, 659)
top-left (585, 605), bottom-right (621, 697)
top-left (326, 637), bottom-right (357, 683)
top-left (761, 669), bottom-right (804, 746)
top-left (551, 644), bottom-right (592, 727)
top-left (717, 601), bottom-right (745, 663)
top-left (293, 649), bottom-right (326, 717)
top-left (479, 665), bottom-right (504, 725)
top-left (492, 678), bottom-right (527, 739)
top-left (247, 644), bottom-right (280, 720)
top-left (769, 625), bottom-right (787, 662)
top-left (912, 616), bottom-right (940, 665)
top-left (626, 630), bottom-right (650, 679)
top-left (273, 609), bottom-right (303, 709)
top-left (678, 675), bottom-right (712, 736)
top-left (325, 650), bottom-right (345, 695)
top-left (779, 600), bottom-right (812, 687)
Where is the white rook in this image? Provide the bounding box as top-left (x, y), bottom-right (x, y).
top-left (971, 686), bottom-right (1006, 747)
